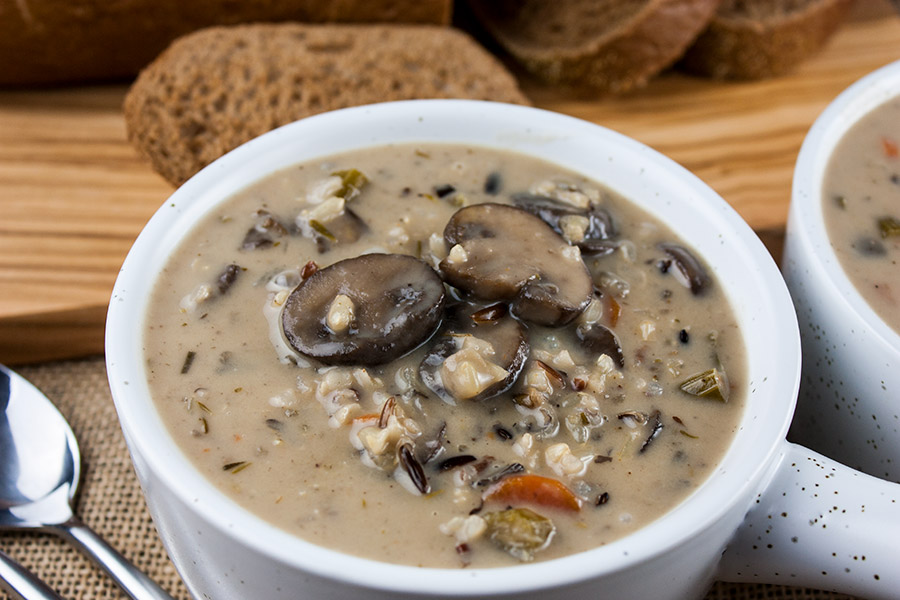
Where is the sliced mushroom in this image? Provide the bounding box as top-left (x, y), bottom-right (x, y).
top-left (241, 209), bottom-right (289, 250)
top-left (440, 203), bottom-right (592, 327)
top-left (282, 254), bottom-right (445, 366)
top-left (658, 243), bottom-right (710, 295)
top-left (419, 303), bottom-right (529, 403)
top-left (512, 192), bottom-right (616, 249)
top-left (309, 208), bottom-right (369, 253)
top-left (576, 323), bottom-right (625, 368)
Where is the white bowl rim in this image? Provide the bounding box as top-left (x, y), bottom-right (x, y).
top-left (790, 58), bottom-right (900, 350)
top-left (106, 99), bottom-right (800, 595)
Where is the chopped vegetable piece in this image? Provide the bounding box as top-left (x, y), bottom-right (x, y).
top-left (595, 492), bottom-right (610, 506)
top-left (878, 216), bottom-right (900, 238)
top-left (484, 172), bottom-right (502, 195)
top-left (241, 210), bottom-right (288, 250)
top-left (309, 219), bottom-right (336, 242)
top-left (576, 323), bottom-right (625, 368)
top-left (180, 350), bottom-right (196, 374)
top-left (658, 243), bottom-right (710, 295)
top-left (434, 184), bottom-right (456, 198)
top-left (300, 260), bottom-right (319, 279)
top-left (223, 461), bottom-right (251, 473)
top-left (331, 169), bottom-right (368, 201)
top-left (882, 137), bottom-right (898, 158)
top-left (482, 507), bottom-right (555, 562)
top-left (483, 474), bottom-right (581, 512)
top-left (854, 236), bottom-right (887, 256)
top-left (679, 368), bottom-right (729, 402)
top-left (470, 302), bottom-right (508, 323)
top-left (216, 264), bottom-right (241, 295)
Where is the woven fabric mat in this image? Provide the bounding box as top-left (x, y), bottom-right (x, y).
top-left (0, 357), bottom-right (858, 600)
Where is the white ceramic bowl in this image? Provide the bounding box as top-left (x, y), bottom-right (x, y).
top-left (106, 100), bottom-right (900, 600)
top-left (784, 60), bottom-right (900, 483)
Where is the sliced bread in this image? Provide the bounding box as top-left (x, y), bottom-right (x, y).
top-left (123, 24), bottom-right (529, 186)
top-left (464, 0), bottom-right (721, 93)
top-left (679, 0), bottom-right (856, 79)
top-left (0, 0), bottom-right (452, 86)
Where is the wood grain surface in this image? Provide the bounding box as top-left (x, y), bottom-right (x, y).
top-left (1, 4), bottom-right (899, 365)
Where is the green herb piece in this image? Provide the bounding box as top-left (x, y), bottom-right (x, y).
top-left (331, 169), bottom-right (368, 202)
top-left (180, 351), bottom-right (196, 374)
top-left (834, 195), bottom-right (847, 210)
top-left (196, 401), bottom-right (212, 413)
top-left (680, 430), bottom-right (699, 439)
top-left (223, 461), bottom-right (251, 474)
top-left (309, 219), bottom-right (336, 241)
top-left (483, 507), bottom-right (555, 562)
top-left (450, 193), bottom-right (470, 207)
top-left (679, 368), bottom-right (729, 402)
top-left (878, 216), bottom-right (900, 238)
top-left (195, 417), bottom-right (208, 435)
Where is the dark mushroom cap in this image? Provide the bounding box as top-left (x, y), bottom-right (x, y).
top-left (282, 253), bottom-right (445, 366)
top-left (440, 203), bottom-right (592, 327)
top-left (512, 193), bottom-right (616, 251)
top-left (419, 302), bottom-right (529, 403)
top-left (658, 243), bottom-right (710, 295)
top-left (576, 323), bottom-right (625, 368)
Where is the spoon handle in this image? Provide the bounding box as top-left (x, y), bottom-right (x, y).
top-left (51, 517), bottom-right (175, 600)
top-left (0, 548), bottom-right (65, 600)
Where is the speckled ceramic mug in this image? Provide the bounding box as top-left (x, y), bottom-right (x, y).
top-left (106, 100), bottom-right (900, 600)
top-left (784, 60), bottom-right (900, 483)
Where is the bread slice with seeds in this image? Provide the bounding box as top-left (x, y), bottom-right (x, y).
top-left (0, 0), bottom-right (452, 85)
top-left (123, 23), bottom-right (529, 186)
top-left (464, 0), bottom-right (721, 93)
top-left (680, 0), bottom-right (856, 79)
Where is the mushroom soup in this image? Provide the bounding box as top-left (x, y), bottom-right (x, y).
top-left (144, 144), bottom-right (746, 568)
top-left (822, 96), bottom-right (900, 333)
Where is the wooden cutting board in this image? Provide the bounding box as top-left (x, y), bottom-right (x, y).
top-left (2, 4), bottom-right (899, 365)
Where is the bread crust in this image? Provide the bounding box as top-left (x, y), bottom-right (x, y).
top-left (466, 0), bottom-right (720, 93)
top-left (0, 0), bottom-right (452, 86)
top-left (123, 24), bottom-right (529, 186)
top-left (680, 0), bottom-right (855, 79)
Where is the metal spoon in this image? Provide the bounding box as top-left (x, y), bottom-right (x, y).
top-left (0, 364), bottom-right (174, 600)
top-left (0, 547), bottom-right (65, 600)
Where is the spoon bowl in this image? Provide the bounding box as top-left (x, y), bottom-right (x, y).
top-left (0, 364), bottom-right (173, 600)
top-left (0, 365), bottom-right (79, 528)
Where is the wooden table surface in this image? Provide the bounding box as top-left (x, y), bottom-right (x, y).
top-left (2, 3), bottom-right (899, 365)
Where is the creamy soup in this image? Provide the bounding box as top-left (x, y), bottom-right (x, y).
top-left (822, 97), bottom-right (900, 334)
top-left (144, 144), bottom-right (745, 568)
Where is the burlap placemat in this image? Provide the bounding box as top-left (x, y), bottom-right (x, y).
top-left (0, 357), bottom-right (858, 600)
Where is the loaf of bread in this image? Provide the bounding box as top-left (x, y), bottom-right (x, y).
top-left (0, 0), bottom-right (451, 86)
top-left (464, 0), bottom-right (720, 93)
top-left (679, 0), bottom-right (855, 79)
top-left (124, 24), bottom-right (530, 186)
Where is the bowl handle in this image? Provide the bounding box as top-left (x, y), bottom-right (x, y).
top-left (716, 440), bottom-right (900, 598)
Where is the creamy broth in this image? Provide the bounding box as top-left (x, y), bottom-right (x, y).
top-left (823, 97), bottom-right (900, 333)
top-left (144, 144), bottom-right (745, 568)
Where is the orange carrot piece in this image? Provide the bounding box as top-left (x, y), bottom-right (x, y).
top-left (483, 474), bottom-right (582, 512)
top-left (882, 137), bottom-right (898, 158)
